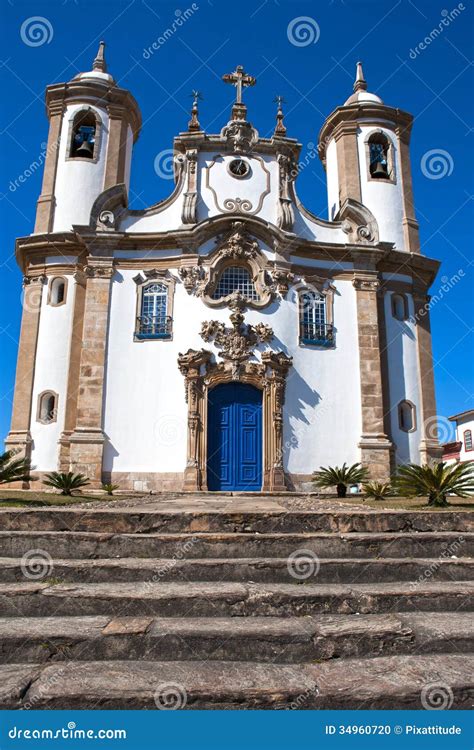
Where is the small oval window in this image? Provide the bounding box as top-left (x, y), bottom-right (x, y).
top-left (399, 400), bottom-right (415, 432)
top-left (38, 392), bottom-right (57, 424)
top-left (392, 294), bottom-right (407, 321)
top-left (50, 278), bottom-right (66, 306)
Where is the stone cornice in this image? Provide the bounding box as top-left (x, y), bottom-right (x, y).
top-left (173, 131), bottom-right (302, 159)
top-left (318, 103), bottom-right (413, 165)
top-left (16, 221), bottom-right (440, 290)
top-left (45, 80), bottom-right (142, 142)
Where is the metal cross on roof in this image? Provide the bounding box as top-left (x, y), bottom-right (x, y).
top-left (222, 66), bottom-right (256, 104)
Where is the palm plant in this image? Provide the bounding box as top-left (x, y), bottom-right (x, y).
top-left (312, 462), bottom-right (369, 498)
top-left (102, 483), bottom-right (119, 496)
top-left (362, 481), bottom-right (392, 501)
top-left (43, 471), bottom-right (90, 496)
top-left (0, 449), bottom-right (34, 485)
top-left (393, 461), bottom-right (474, 507)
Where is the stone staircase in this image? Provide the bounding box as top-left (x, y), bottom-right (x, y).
top-left (0, 497), bottom-right (473, 709)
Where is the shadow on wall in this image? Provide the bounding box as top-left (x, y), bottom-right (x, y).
top-left (386, 316), bottom-right (416, 465)
top-left (281, 366), bottom-right (321, 467)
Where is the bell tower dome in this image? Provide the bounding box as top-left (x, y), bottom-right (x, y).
top-left (34, 42), bottom-right (141, 234)
top-left (318, 62), bottom-right (419, 253)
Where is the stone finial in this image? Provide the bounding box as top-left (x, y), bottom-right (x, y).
top-left (93, 41), bottom-right (107, 73)
top-left (353, 61), bottom-right (367, 92)
top-left (273, 95), bottom-right (287, 136)
top-left (188, 90), bottom-right (202, 132)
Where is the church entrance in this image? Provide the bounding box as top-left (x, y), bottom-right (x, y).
top-left (207, 383), bottom-right (262, 491)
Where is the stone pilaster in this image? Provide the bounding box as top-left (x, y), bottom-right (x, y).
top-left (334, 122), bottom-right (362, 204)
top-left (353, 272), bottom-right (392, 480)
top-left (34, 101), bottom-right (63, 234)
top-left (412, 287), bottom-right (443, 464)
top-left (69, 259), bottom-right (114, 485)
top-left (396, 126), bottom-right (420, 254)
top-left (104, 107), bottom-right (129, 189)
top-left (58, 271), bottom-right (87, 471)
top-left (177, 349), bottom-right (212, 491)
top-left (5, 276), bottom-right (46, 467)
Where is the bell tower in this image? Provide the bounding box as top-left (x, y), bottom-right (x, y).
top-left (34, 42), bottom-right (141, 234)
top-left (318, 62), bottom-right (419, 254)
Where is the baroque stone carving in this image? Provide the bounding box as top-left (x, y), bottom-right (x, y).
top-left (178, 320), bottom-right (293, 492)
top-left (222, 197), bottom-right (253, 213)
top-left (220, 119), bottom-right (259, 153)
top-left (268, 268), bottom-right (295, 297)
top-left (219, 223), bottom-right (259, 259)
top-left (276, 153), bottom-right (296, 231)
top-left (97, 210), bottom-right (116, 231)
top-left (200, 309), bottom-right (273, 378)
top-left (178, 265), bottom-right (206, 294)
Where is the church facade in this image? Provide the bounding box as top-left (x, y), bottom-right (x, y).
top-left (7, 46), bottom-right (442, 492)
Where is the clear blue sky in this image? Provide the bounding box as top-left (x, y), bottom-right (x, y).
top-left (0, 0), bottom-right (473, 444)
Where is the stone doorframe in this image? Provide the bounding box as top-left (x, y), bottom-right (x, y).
top-left (177, 349), bottom-right (292, 492)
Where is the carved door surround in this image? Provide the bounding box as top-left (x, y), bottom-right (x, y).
top-left (178, 310), bottom-right (292, 492)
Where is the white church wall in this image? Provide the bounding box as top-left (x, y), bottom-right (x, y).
top-left (325, 138), bottom-right (339, 220)
top-left (197, 152), bottom-right (279, 224)
top-left (104, 269), bottom-right (361, 474)
top-left (102, 270), bottom-right (361, 477)
top-left (384, 291), bottom-right (422, 464)
top-left (29, 274), bottom-right (76, 470)
top-left (357, 126), bottom-right (406, 251)
top-left (52, 103), bottom-right (110, 232)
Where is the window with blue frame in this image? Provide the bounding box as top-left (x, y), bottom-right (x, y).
top-left (299, 291), bottom-right (333, 346)
top-left (136, 282), bottom-right (172, 339)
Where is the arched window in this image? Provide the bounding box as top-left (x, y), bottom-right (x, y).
top-left (368, 132), bottom-right (390, 179)
top-left (37, 391), bottom-right (57, 424)
top-left (464, 430), bottom-right (473, 452)
top-left (391, 293), bottom-right (408, 321)
top-left (136, 282), bottom-right (171, 339)
top-left (48, 277), bottom-right (67, 306)
top-left (299, 291), bottom-right (333, 346)
top-left (69, 110), bottom-right (98, 159)
top-left (212, 266), bottom-right (259, 301)
top-left (398, 400), bottom-right (416, 432)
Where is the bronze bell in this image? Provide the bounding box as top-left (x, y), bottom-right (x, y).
top-left (75, 139), bottom-right (94, 158)
top-left (372, 160), bottom-right (388, 178)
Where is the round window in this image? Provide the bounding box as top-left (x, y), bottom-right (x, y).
top-left (228, 158), bottom-right (250, 178)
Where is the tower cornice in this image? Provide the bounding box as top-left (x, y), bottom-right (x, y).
top-left (318, 104), bottom-right (413, 165)
top-left (44, 80), bottom-right (142, 142)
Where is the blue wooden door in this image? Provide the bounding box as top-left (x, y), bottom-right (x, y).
top-left (207, 383), bottom-right (262, 491)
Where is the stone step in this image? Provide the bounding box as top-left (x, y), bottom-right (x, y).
top-left (1, 530), bottom-right (471, 560)
top-left (1, 556), bottom-right (472, 584)
top-left (1, 654), bottom-right (472, 709)
top-left (1, 580), bottom-right (472, 618)
top-left (0, 612), bottom-right (470, 665)
top-left (1, 508), bottom-right (471, 534)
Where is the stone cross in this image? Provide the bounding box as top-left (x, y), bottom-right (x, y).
top-left (222, 66), bottom-right (256, 104)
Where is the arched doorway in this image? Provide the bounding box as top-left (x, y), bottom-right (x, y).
top-left (207, 382), bottom-right (262, 491)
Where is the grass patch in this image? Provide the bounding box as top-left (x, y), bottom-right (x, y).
top-left (338, 495), bottom-right (474, 511)
top-left (0, 490), bottom-right (119, 508)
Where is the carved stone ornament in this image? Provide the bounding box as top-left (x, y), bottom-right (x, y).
top-left (276, 153), bottom-right (296, 231)
top-left (23, 274), bottom-right (47, 286)
top-left (219, 223), bottom-right (259, 260)
top-left (200, 310), bottom-right (273, 378)
top-left (352, 275), bottom-right (380, 292)
top-left (85, 262), bottom-right (115, 279)
top-left (178, 325), bottom-right (293, 492)
top-left (97, 210), bottom-right (116, 231)
top-left (178, 265), bottom-right (206, 294)
top-left (220, 119), bottom-right (259, 153)
top-left (196, 223), bottom-right (276, 310)
top-left (268, 268), bottom-right (295, 297)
